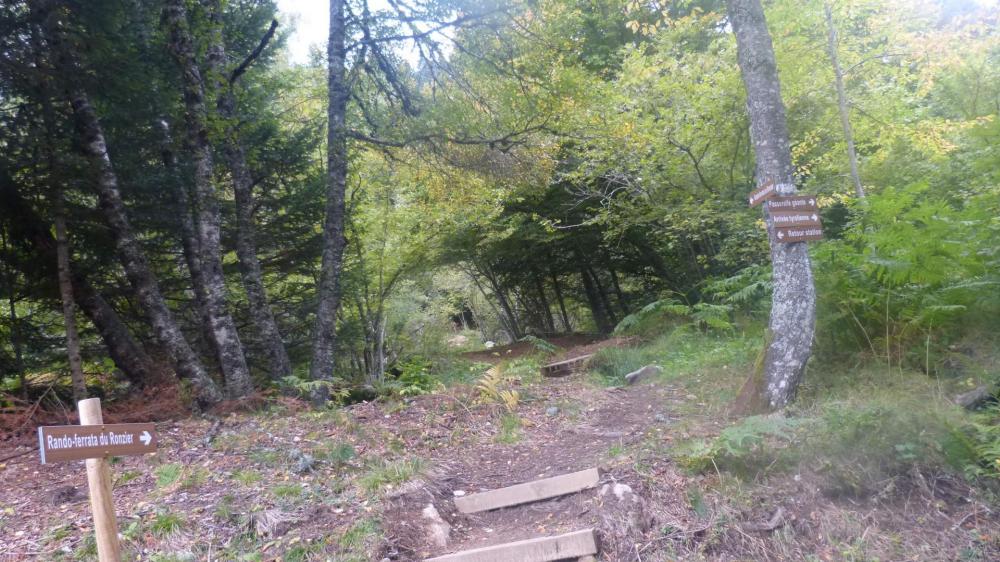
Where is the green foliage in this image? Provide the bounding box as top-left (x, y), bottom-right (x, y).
top-left (381, 358), bottom-right (441, 397)
top-left (519, 335), bottom-right (559, 354)
top-left (676, 415), bottom-right (800, 474)
top-left (962, 406), bottom-right (1000, 479)
top-left (278, 375), bottom-right (350, 403)
top-left (614, 298), bottom-right (733, 336)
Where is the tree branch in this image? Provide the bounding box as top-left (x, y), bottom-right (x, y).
top-left (229, 18), bottom-right (278, 85)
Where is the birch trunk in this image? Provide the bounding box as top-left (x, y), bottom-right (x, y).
top-left (164, 0), bottom-right (253, 398)
top-left (201, 2), bottom-right (291, 381)
top-left (67, 90), bottom-right (223, 405)
top-left (825, 3), bottom-right (865, 198)
top-left (54, 193), bottom-right (87, 402)
top-left (310, 0), bottom-right (350, 390)
top-left (729, 0), bottom-right (817, 409)
top-left (156, 119), bottom-right (216, 361)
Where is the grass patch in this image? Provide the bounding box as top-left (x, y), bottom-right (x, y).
top-left (154, 463), bottom-right (183, 488)
top-left (337, 518), bottom-right (381, 558)
top-left (590, 328), bottom-right (757, 388)
top-left (496, 414), bottom-right (522, 444)
top-left (358, 457), bottom-right (426, 494)
top-left (150, 511), bottom-right (185, 537)
top-left (272, 483), bottom-right (304, 500)
top-left (233, 469), bottom-right (262, 486)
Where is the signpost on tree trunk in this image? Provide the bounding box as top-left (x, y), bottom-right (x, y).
top-left (730, 0), bottom-right (818, 410)
top-left (37, 398), bottom-right (158, 562)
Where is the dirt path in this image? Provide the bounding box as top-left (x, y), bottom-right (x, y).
top-left (381, 368), bottom-right (696, 561)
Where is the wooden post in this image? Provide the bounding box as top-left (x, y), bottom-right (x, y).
top-left (78, 398), bottom-right (121, 562)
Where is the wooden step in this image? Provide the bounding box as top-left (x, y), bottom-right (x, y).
top-left (540, 354), bottom-right (593, 378)
top-left (455, 468), bottom-right (600, 514)
top-left (425, 528), bottom-right (598, 562)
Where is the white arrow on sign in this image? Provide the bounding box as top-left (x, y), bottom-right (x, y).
top-left (812, 214), bottom-right (818, 221)
top-left (777, 230), bottom-right (785, 240)
top-left (140, 431), bottom-right (152, 446)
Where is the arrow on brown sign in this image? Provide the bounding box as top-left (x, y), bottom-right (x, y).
top-left (748, 180), bottom-right (776, 207)
top-left (765, 194), bottom-right (817, 211)
top-left (770, 211), bottom-right (821, 228)
top-left (38, 423), bottom-right (158, 464)
top-left (775, 226), bottom-right (824, 243)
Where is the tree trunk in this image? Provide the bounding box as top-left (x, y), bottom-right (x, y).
top-left (730, 0), bottom-right (817, 409)
top-left (201, 1), bottom-right (291, 381)
top-left (310, 0), bottom-right (350, 393)
top-left (0, 225), bottom-right (26, 398)
top-left (0, 175), bottom-right (158, 387)
top-left (65, 89), bottom-right (223, 406)
top-left (54, 193), bottom-right (87, 402)
top-left (533, 271), bottom-right (556, 333)
top-left (579, 263), bottom-right (613, 335)
top-left (608, 264), bottom-right (629, 316)
top-left (551, 272), bottom-right (572, 333)
top-left (825, 3), bottom-right (864, 198)
top-left (156, 118), bottom-right (216, 362)
top-left (588, 266), bottom-right (618, 327)
top-left (164, 0), bottom-right (253, 398)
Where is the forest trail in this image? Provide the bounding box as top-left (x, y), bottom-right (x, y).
top-left (2, 337), bottom-right (999, 560)
top-left (382, 366), bottom-right (691, 560)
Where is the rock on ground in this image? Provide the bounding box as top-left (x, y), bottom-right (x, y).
top-left (624, 365), bottom-right (663, 385)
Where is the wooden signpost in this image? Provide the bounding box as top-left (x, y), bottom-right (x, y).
top-left (765, 194), bottom-right (817, 212)
top-left (775, 226), bottom-right (824, 243)
top-left (38, 398), bottom-right (158, 562)
top-left (747, 183), bottom-right (824, 244)
top-left (748, 179), bottom-right (776, 207)
top-left (769, 211), bottom-right (821, 228)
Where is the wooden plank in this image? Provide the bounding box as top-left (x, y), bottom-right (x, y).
top-left (455, 468), bottom-right (600, 514)
top-left (425, 529), bottom-right (598, 562)
top-left (540, 354), bottom-right (593, 378)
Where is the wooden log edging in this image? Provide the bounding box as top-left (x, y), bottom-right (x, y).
top-left (455, 468), bottom-right (600, 514)
top-left (425, 528), bottom-right (598, 562)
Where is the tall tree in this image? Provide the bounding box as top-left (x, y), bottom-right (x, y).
top-left (164, 0), bottom-right (253, 397)
top-left (310, 0), bottom-right (350, 390)
top-left (54, 191), bottom-right (86, 402)
top-left (729, 0), bottom-right (816, 409)
top-left (38, 4), bottom-right (224, 405)
top-left (202, 2), bottom-right (292, 380)
top-left (825, 3), bottom-right (864, 198)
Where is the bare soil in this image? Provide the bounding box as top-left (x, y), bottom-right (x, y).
top-left (2, 336), bottom-right (999, 561)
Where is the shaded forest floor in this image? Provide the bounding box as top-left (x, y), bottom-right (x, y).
top-left (2, 332), bottom-right (999, 561)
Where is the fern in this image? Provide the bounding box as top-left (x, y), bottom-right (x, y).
top-left (475, 365), bottom-right (520, 413)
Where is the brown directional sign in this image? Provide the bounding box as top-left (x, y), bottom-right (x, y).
top-left (748, 180), bottom-right (776, 207)
top-left (765, 194), bottom-right (818, 212)
top-left (38, 423), bottom-right (157, 464)
top-left (775, 226), bottom-right (824, 243)
top-left (770, 210), bottom-right (822, 228)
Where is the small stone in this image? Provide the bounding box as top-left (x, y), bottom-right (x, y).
top-left (545, 406), bottom-right (560, 416)
top-left (624, 365), bottom-right (663, 385)
top-left (453, 490), bottom-right (466, 497)
top-left (422, 503), bottom-right (451, 548)
top-left (654, 413), bottom-right (667, 423)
